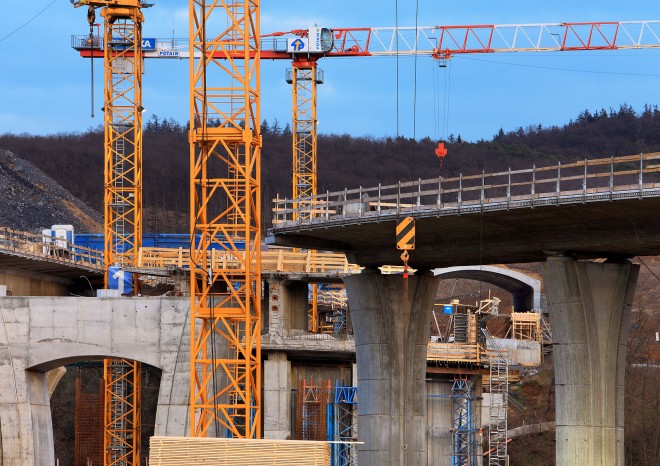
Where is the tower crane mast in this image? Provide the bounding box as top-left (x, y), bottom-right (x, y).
top-left (70, 1), bottom-right (152, 464)
top-left (188, 0), bottom-right (262, 439)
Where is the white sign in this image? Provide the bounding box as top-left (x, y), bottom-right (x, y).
top-left (287, 38), bottom-right (309, 53)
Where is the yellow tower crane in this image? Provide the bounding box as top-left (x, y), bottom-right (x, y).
top-left (188, 0), bottom-right (262, 438)
top-left (287, 57), bottom-right (321, 332)
top-left (71, 1), bottom-right (151, 464)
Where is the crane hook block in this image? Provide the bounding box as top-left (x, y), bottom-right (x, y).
top-left (435, 142), bottom-right (447, 159)
top-left (87, 6), bottom-right (96, 26)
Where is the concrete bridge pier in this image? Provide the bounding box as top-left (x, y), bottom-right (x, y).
top-left (542, 256), bottom-right (638, 466)
top-left (344, 269), bottom-right (440, 466)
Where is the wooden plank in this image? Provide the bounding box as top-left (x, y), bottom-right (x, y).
top-left (149, 436), bottom-right (331, 466)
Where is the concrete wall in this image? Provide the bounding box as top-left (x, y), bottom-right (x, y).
top-left (287, 281), bottom-right (309, 334)
top-left (0, 296), bottom-right (190, 466)
top-left (426, 380), bottom-right (452, 465)
top-left (492, 338), bottom-right (542, 367)
top-left (266, 277), bottom-right (312, 337)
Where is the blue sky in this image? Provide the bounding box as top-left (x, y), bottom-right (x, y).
top-left (2, 1), bottom-right (660, 141)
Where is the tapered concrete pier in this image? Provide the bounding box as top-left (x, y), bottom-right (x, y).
top-left (542, 256), bottom-right (638, 466)
top-left (345, 269), bottom-right (440, 466)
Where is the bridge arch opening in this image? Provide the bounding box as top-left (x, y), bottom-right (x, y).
top-left (47, 360), bottom-right (162, 466)
top-left (433, 265), bottom-right (542, 313)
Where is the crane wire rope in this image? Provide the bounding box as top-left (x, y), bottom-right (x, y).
top-left (0, 0), bottom-right (57, 43)
top-left (412, 0), bottom-right (419, 145)
top-left (433, 60), bottom-right (439, 140)
top-left (395, 0), bottom-right (400, 138)
top-left (636, 256), bottom-right (660, 282)
top-left (87, 7), bottom-right (96, 119)
top-left (456, 54), bottom-right (660, 78)
top-left (443, 60), bottom-right (452, 141)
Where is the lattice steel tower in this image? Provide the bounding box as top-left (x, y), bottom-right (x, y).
top-left (188, 0), bottom-right (262, 438)
top-left (71, 1), bottom-right (148, 464)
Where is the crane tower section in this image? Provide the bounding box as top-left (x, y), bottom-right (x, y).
top-left (188, 0), bottom-right (262, 439)
top-left (100, 5), bottom-right (144, 281)
top-left (288, 59), bottom-right (321, 219)
top-left (71, 1), bottom-right (151, 464)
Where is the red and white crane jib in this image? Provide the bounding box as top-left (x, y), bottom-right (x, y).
top-left (267, 20), bottom-right (660, 59)
top-left (74, 20), bottom-right (660, 60)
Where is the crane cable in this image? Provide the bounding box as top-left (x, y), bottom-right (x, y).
top-left (395, 0), bottom-right (400, 138)
top-left (0, 0), bottom-right (57, 43)
top-left (87, 6), bottom-right (96, 119)
top-left (412, 0), bottom-right (419, 145)
top-left (402, 250), bottom-right (410, 458)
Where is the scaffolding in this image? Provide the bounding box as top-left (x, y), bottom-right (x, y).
top-left (510, 312), bottom-right (541, 341)
top-left (75, 370), bottom-right (103, 466)
top-left (330, 383), bottom-right (358, 466)
top-left (451, 376), bottom-right (478, 466)
top-left (295, 380), bottom-right (329, 441)
top-left (482, 328), bottom-right (509, 466)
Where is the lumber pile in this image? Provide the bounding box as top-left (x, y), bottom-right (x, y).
top-left (149, 436), bottom-right (331, 465)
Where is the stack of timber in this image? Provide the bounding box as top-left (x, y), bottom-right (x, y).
top-left (149, 437), bottom-right (331, 465)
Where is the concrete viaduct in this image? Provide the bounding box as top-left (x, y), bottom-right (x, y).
top-left (0, 261), bottom-right (541, 466)
top-left (0, 296), bottom-right (190, 465)
top-left (268, 158), bottom-right (660, 466)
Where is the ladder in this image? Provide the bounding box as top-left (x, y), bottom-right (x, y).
top-left (454, 313), bottom-right (469, 343)
top-left (482, 328), bottom-right (508, 466)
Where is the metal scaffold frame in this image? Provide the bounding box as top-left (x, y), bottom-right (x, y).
top-left (104, 358), bottom-right (141, 466)
top-left (188, 0), bottom-right (262, 439)
top-left (296, 380), bottom-right (329, 441)
top-left (451, 376), bottom-right (478, 466)
top-left (330, 383), bottom-right (358, 466)
top-left (483, 328), bottom-right (509, 466)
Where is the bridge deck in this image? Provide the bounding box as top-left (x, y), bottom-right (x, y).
top-left (0, 228), bottom-right (103, 280)
top-left (268, 152), bottom-right (660, 268)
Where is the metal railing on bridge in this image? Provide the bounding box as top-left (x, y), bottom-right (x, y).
top-left (0, 227), bottom-right (104, 272)
top-left (0, 226), bottom-right (359, 277)
top-left (272, 152), bottom-right (660, 227)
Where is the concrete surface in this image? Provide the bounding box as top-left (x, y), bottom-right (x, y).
top-left (263, 351), bottom-right (292, 440)
top-left (0, 296), bottom-right (190, 466)
top-left (542, 257), bottom-right (638, 466)
top-left (345, 269), bottom-right (440, 466)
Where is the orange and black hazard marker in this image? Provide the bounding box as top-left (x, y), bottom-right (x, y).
top-left (396, 216), bottom-right (416, 251)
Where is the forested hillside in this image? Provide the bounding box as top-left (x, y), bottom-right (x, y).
top-left (2, 104), bottom-right (660, 233)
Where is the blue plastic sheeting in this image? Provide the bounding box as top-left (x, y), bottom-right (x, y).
top-left (75, 234), bottom-right (244, 251)
top-left (443, 305), bottom-right (454, 314)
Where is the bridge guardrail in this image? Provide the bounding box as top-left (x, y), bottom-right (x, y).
top-left (0, 227), bottom-right (104, 271)
top-left (0, 228), bottom-right (358, 277)
top-left (272, 152), bottom-right (660, 227)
